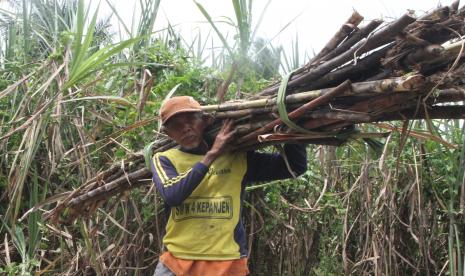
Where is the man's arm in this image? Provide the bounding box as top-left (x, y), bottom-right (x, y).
top-left (151, 119), bottom-right (236, 206)
top-left (244, 143), bottom-right (307, 183)
top-left (151, 155), bottom-right (208, 206)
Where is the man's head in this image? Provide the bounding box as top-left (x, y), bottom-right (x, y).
top-left (159, 96), bottom-right (209, 150)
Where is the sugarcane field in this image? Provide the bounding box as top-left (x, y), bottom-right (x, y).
top-left (1, 0), bottom-right (465, 275)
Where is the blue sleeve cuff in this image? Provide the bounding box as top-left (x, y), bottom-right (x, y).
top-left (193, 162), bottom-right (209, 174)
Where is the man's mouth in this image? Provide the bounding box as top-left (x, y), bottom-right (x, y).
top-left (182, 135), bottom-right (197, 143)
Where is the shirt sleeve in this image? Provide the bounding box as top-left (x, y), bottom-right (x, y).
top-left (151, 153), bottom-right (209, 207)
top-left (244, 143), bottom-right (307, 183)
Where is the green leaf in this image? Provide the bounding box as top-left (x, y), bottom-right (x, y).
top-left (70, 1), bottom-right (100, 78)
top-left (194, 0), bottom-right (234, 57)
top-left (61, 95), bottom-right (135, 107)
top-left (64, 36), bottom-right (142, 89)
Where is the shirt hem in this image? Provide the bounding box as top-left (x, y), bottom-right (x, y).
top-left (170, 251), bottom-right (241, 261)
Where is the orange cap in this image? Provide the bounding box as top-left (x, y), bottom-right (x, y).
top-left (159, 96), bottom-right (202, 125)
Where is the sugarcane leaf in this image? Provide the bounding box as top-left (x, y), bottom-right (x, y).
top-left (232, 0), bottom-right (250, 54)
top-left (101, 62), bottom-right (172, 70)
top-left (1, 220), bottom-right (27, 261)
top-left (144, 141), bottom-right (157, 170)
top-left (71, 0), bottom-right (85, 72)
top-left (252, 10), bottom-right (303, 62)
top-left (27, 167), bottom-right (42, 257)
top-left (22, 0), bottom-right (30, 62)
top-left (194, 0), bottom-right (234, 57)
top-left (163, 84), bottom-right (182, 103)
top-left (78, 62), bottom-right (171, 80)
top-left (70, 1), bottom-right (99, 78)
top-left (251, 0), bottom-right (272, 43)
top-left (134, 0), bottom-right (161, 51)
top-left (0, 62), bottom-right (47, 100)
top-left (64, 36), bottom-right (142, 89)
top-left (104, 0), bottom-right (131, 36)
top-left (61, 96), bottom-right (135, 107)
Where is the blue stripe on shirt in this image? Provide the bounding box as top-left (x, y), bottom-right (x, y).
top-left (151, 155), bottom-right (209, 206)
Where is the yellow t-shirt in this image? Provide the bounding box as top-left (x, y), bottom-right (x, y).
top-left (153, 149), bottom-right (247, 260)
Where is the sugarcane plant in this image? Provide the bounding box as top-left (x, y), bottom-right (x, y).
top-left (0, 0), bottom-right (464, 275)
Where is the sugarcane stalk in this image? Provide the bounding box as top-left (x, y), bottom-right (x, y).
top-left (410, 16), bottom-right (463, 46)
top-left (403, 44), bottom-right (445, 66)
top-left (313, 105), bottom-right (465, 131)
top-left (229, 88), bottom-right (464, 133)
top-left (304, 46), bottom-right (390, 90)
top-left (310, 11), bottom-right (364, 64)
top-left (319, 19), bottom-right (383, 63)
top-left (450, 0), bottom-right (460, 13)
top-left (421, 39), bottom-right (465, 67)
top-left (274, 12), bottom-right (365, 87)
top-left (235, 137), bottom-right (345, 151)
top-left (204, 75), bottom-right (425, 113)
top-left (55, 177), bottom-right (154, 224)
top-left (256, 131), bottom-right (390, 143)
top-left (417, 6), bottom-right (451, 21)
top-left (235, 120), bottom-right (275, 135)
top-left (375, 105), bottom-right (465, 121)
top-left (301, 109), bottom-right (372, 122)
top-left (303, 92), bottom-right (418, 129)
top-left (344, 74), bottom-right (426, 95)
top-left (216, 107), bottom-right (372, 133)
top-left (237, 80), bottom-right (352, 144)
top-left (296, 13), bottom-right (416, 84)
top-left (257, 133), bottom-right (342, 142)
top-left (429, 39), bottom-right (465, 58)
top-left (68, 167), bottom-right (151, 207)
top-left (382, 44), bottom-right (445, 71)
top-left (259, 13), bottom-right (416, 96)
top-left (213, 106), bottom-right (276, 119)
top-left (433, 87), bottom-right (465, 102)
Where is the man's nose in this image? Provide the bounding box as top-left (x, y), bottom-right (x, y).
top-left (181, 122), bottom-right (192, 133)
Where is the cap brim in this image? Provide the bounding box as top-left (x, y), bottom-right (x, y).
top-left (162, 108), bottom-right (202, 124)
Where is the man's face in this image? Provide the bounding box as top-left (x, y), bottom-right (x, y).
top-left (163, 112), bottom-right (207, 150)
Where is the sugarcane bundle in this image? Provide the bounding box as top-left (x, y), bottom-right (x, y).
top-left (44, 2), bottom-right (465, 224)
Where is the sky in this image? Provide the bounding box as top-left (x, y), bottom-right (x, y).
top-left (0, 0), bottom-right (452, 59)
top-left (97, 0), bottom-right (448, 62)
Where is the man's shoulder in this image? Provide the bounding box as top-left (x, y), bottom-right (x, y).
top-left (156, 147), bottom-right (178, 155)
top-left (154, 148), bottom-right (181, 160)
top-left (224, 151), bottom-right (248, 163)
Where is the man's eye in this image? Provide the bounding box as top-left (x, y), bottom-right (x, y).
top-left (186, 115), bottom-right (197, 122)
top-left (166, 122), bottom-right (178, 129)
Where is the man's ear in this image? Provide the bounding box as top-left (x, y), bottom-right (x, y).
top-left (202, 113), bottom-right (215, 126)
top-left (160, 125), bottom-right (173, 138)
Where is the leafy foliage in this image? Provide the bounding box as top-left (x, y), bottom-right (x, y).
top-left (0, 0), bottom-right (463, 275)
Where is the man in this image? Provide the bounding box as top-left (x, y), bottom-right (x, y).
top-left (151, 96), bottom-right (307, 275)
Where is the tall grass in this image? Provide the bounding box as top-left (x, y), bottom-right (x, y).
top-left (0, 0), bottom-right (165, 273)
top-left (0, 0), bottom-right (463, 275)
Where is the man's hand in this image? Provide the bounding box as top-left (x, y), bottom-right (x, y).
top-left (202, 119), bottom-right (236, 166)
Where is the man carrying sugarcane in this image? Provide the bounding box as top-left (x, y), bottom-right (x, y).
top-left (151, 96), bottom-right (307, 276)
